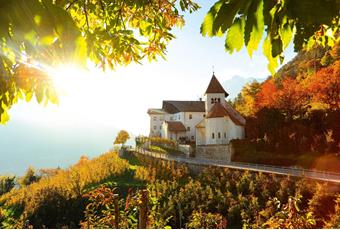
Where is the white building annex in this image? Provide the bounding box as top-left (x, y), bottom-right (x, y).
top-left (147, 74), bottom-right (246, 145)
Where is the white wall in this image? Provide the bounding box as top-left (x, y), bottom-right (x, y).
top-left (165, 111), bottom-right (205, 142)
top-left (183, 112), bottom-right (205, 141)
top-left (196, 126), bottom-right (206, 145)
top-left (149, 113), bottom-right (166, 137)
top-left (226, 117), bottom-right (245, 141)
top-left (205, 117), bottom-right (229, 145)
top-left (204, 93), bottom-right (226, 114)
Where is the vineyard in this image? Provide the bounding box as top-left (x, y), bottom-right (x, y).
top-left (0, 151), bottom-right (339, 228)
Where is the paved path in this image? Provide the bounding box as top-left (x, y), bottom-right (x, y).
top-left (133, 148), bottom-right (340, 183)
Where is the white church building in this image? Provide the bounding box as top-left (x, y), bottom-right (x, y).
top-left (147, 74), bottom-right (246, 145)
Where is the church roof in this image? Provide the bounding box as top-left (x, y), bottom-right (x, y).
top-left (206, 102), bottom-right (246, 126)
top-left (206, 102), bottom-right (229, 118)
top-left (165, 121), bottom-right (187, 132)
top-left (162, 101), bottom-right (205, 114)
top-left (224, 102), bottom-right (246, 126)
top-left (205, 74), bottom-right (229, 97)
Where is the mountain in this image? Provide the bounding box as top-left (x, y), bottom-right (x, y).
top-left (222, 75), bottom-right (265, 99)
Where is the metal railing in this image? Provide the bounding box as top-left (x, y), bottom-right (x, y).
top-left (133, 147), bottom-right (340, 183)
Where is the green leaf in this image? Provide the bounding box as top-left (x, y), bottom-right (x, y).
top-left (39, 35), bottom-right (55, 45)
top-left (201, 1), bottom-right (223, 37)
top-left (213, 0), bottom-right (245, 35)
top-left (271, 37), bottom-right (283, 58)
top-left (35, 85), bottom-right (45, 104)
top-left (25, 91), bottom-right (33, 102)
top-left (263, 36), bottom-right (278, 75)
top-left (279, 20), bottom-right (295, 49)
top-left (225, 17), bottom-right (245, 53)
top-left (0, 110), bottom-right (9, 125)
top-left (244, 0), bottom-right (264, 57)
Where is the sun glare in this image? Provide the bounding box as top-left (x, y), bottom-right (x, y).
top-left (48, 65), bottom-right (91, 95)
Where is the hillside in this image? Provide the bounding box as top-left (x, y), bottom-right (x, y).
top-left (0, 151), bottom-right (339, 228)
top-left (232, 44), bottom-right (339, 166)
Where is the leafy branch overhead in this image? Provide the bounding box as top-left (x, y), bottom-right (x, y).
top-left (0, 0), bottom-right (199, 124)
top-left (201, 0), bottom-right (340, 74)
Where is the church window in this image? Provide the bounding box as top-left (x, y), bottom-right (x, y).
top-left (211, 98), bottom-right (214, 104)
top-left (212, 133), bottom-right (215, 139)
top-left (189, 114), bottom-right (192, 119)
top-left (218, 98), bottom-right (221, 103)
top-left (187, 127), bottom-right (190, 131)
top-left (218, 132), bottom-right (221, 138)
top-left (224, 132), bottom-right (227, 138)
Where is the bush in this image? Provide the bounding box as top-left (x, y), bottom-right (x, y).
top-left (0, 176), bottom-right (16, 196)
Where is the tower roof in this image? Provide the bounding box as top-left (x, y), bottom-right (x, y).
top-left (205, 74), bottom-right (229, 97)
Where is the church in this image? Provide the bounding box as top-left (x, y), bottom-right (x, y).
top-left (147, 74), bottom-right (246, 145)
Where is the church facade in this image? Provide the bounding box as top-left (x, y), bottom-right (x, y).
top-left (147, 74), bottom-right (245, 145)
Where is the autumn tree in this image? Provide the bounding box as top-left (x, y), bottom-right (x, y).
top-left (307, 60), bottom-right (340, 110)
top-left (0, 0), bottom-right (199, 124)
top-left (18, 166), bottom-right (41, 187)
top-left (255, 79), bottom-right (278, 110)
top-left (0, 175), bottom-right (16, 195)
top-left (234, 80), bottom-right (262, 117)
top-left (114, 130), bottom-right (130, 147)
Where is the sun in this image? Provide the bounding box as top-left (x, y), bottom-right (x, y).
top-left (47, 64), bottom-right (91, 95)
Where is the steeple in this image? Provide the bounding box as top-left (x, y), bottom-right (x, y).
top-left (204, 73), bottom-right (229, 97)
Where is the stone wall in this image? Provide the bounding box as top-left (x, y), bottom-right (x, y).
top-left (195, 144), bottom-right (233, 162)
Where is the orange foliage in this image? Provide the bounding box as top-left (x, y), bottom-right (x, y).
top-left (307, 60), bottom-right (340, 110)
top-left (255, 79), bottom-right (278, 110)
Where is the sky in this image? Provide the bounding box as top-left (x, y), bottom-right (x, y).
top-left (0, 0), bottom-right (297, 174)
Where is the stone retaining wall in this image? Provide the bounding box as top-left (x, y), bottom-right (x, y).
top-left (195, 144), bottom-right (233, 162)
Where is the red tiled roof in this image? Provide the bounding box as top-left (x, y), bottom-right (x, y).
top-left (206, 102), bottom-right (229, 118)
top-left (206, 102), bottom-right (246, 126)
top-left (205, 74), bottom-right (229, 97)
top-left (165, 121), bottom-right (187, 132)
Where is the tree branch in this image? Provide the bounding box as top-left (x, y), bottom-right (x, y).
top-left (66, 0), bottom-right (78, 11)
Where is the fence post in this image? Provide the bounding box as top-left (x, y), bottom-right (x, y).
top-left (139, 189), bottom-right (148, 229)
top-left (113, 194), bottom-right (119, 229)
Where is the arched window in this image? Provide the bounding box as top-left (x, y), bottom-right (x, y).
top-left (212, 133), bottom-right (215, 139)
top-left (218, 132), bottom-right (221, 138)
top-left (218, 98), bottom-right (221, 103)
top-left (211, 98), bottom-right (214, 104)
top-left (224, 132), bottom-right (227, 138)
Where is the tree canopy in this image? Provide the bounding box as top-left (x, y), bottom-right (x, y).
top-left (0, 0), bottom-right (339, 124)
top-left (201, 0), bottom-right (339, 74)
top-left (114, 130), bottom-right (130, 146)
top-left (0, 0), bottom-right (199, 124)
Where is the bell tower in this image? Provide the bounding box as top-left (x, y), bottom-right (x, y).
top-left (204, 73), bottom-right (229, 114)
